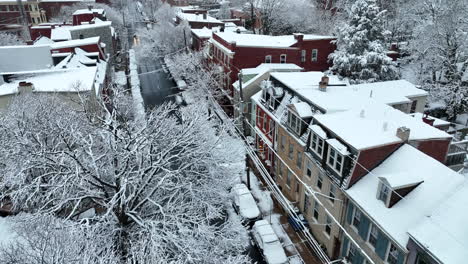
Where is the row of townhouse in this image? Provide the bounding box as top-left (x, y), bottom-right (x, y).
top-left (247, 71), bottom-right (467, 264)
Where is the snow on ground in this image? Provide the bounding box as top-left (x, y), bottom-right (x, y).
top-left (129, 49), bottom-right (146, 123)
top-left (115, 71), bottom-right (127, 88)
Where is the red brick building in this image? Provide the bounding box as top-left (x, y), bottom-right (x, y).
top-left (72, 7), bottom-right (106, 25)
top-left (0, 0), bottom-right (46, 27)
top-left (209, 32), bottom-right (336, 95)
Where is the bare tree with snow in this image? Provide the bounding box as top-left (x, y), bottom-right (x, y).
top-left (0, 92), bottom-right (249, 263)
top-left (0, 32), bottom-right (25, 46)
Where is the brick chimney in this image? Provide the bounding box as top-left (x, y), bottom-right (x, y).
top-left (422, 113), bottom-right (435, 126)
top-left (319, 74), bottom-right (329, 92)
top-left (294, 33), bottom-right (304, 43)
top-left (18, 82), bottom-right (34, 93)
top-left (396, 127), bottom-right (410, 142)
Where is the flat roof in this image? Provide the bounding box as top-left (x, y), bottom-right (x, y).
top-left (314, 102), bottom-right (451, 150)
top-left (177, 13), bottom-right (222, 23)
top-left (215, 32), bottom-right (335, 48)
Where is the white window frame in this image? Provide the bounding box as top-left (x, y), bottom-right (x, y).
top-left (329, 184), bottom-right (336, 204)
top-left (310, 132), bottom-right (325, 157)
top-left (268, 95), bottom-right (276, 109)
top-left (306, 160), bottom-right (312, 177)
top-left (366, 223), bottom-right (378, 250)
top-left (288, 111), bottom-right (302, 135)
top-left (347, 243), bottom-right (357, 263)
top-left (317, 172), bottom-right (323, 189)
top-left (378, 182), bottom-right (391, 207)
top-left (327, 146), bottom-right (344, 175)
top-left (312, 199), bottom-right (319, 221)
top-left (352, 207), bottom-right (361, 229)
top-left (265, 55), bottom-right (272, 63)
top-left (262, 113), bottom-right (267, 131)
top-left (386, 243), bottom-right (399, 264)
top-left (301, 50), bottom-right (306, 62)
top-left (268, 120), bottom-right (274, 137)
top-left (280, 54), bottom-right (287, 63)
top-left (286, 169), bottom-right (292, 188)
top-left (311, 49), bottom-right (318, 62)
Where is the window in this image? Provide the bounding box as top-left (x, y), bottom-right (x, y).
top-left (288, 111), bottom-right (302, 135)
top-left (310, 132), bottom-right (325, 157)
top-left (268, 120), bottom-right (274, 137)
top-left (278, 161), bottom-right (283, 178)
top-left (286, 169), bottom-right (292, 188)
top-left (301, 50), bottom-right (306, 62)
top-left (317, 172), bottom-right (323, 189)
top-left (295, 182), bottom-right (300, 193)
top-left (387, 244), bottom-right (399, 264)
top-left (327, 147), bottom-right (344, 174)
top-left (329, 184), bottom-right (336, 204)
top-left (325, 214), bottom-right (332, 235)
top-left (296, 151), bottom-right (302, 169)
top-left (311, 49), bottom-right (318, 62)
top-left (288, 144), bottom-right (294, 159)
top-left (313, 200), bottom-right (319, 220)
top-left (378, 183), bottom-right (390, 205)
top-left (303, 193), bottom-right (310, 215)
top-left (262, 113), bottom-right (267, 131)
top-left (347, 243), bottom-right (357, 263)
top-left (280, 135), bottom-right (286, 151)
top-left (265, 55), bottom-right (272, 63)
top-left (352, 208), bottom-right (361, 228)
top-left (306, 161), bottom-right (312, 177)
top-left (280, 54), bottom-right (287, 63)
top-left (367, 224), bottom-right (378, 249)
top-left (410, 100), bottom-right (417, 113)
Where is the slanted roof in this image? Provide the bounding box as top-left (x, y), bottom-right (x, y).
top-left (51, 26), bottom-right (72, 41)
top-left (50, 36), bottom-right (100, 49)
top-left (409, 182), bottom-right (468, 264)
top-left (0, 45), bottom-right (53, 73)
top-left (314, 102), bottom-right (451, 150)
top-left (34, 36), bottom-right (54, 45)
top-left (233, 64), bottom-right (303, 90)
top-left (346, 144), bottom-right (465, 248)
top-left (191, 27), bottom-right (212, 38)
top-left (379, 173), bottom-right (424, 189)
top-left (291, 102), bottom-right (313, 118)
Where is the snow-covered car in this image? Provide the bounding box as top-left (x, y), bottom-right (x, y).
top-left (252, 220), bottom-right (288, 264)
top-left (231, 184), bottom-right (260, 223)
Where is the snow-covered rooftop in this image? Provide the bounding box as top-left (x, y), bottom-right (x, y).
top-left (215, 32), bottom-right (334, 48)
top-left (0, 45), bottom-right (53, 73)
top-left (73, 8), bottom-right (105, 15)
top-left (0, 67), bottom-right (98, 96)
top-left (410, 113), bottom-right (451, 127)
top-left (51, 26), bottom-right (72, 41)
top-left (34, 36), bottom-right (54, 45)
top-left (291, 102), bottom-right (313, 118)
top-left (271, 73), bottom-right (427, 113)
top-left (346, 144), bottom-right (465, 249)
top-left (314, 102), bottom-right (451, 150)
top-left (68, 21), bottom-right (112, 31)
top-left (191, 27), bottom-right (213, 38)
top-left (232, 64), bottom-right (303, 90)
top-left (50, 36), bottom-right (100, 49)
top-left (177, 13), bottom-right (222, 23)
top-left (409, 181), bottom-right (468, 264)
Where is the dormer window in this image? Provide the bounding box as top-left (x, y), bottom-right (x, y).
top-left (326, 139), bottom-right (348, 175)
top-left (287, 111), bottom-right (302, 135)
top-left (378, 182), bottom-right (390, 205)
top-left (310, 125), bottom-right (327, 158)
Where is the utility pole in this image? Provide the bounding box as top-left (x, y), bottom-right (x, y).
top-left (16, 0), bottom-right (31, 41)
top-left (238, 72), bottom-right (251, 190)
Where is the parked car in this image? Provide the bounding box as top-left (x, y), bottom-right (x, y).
top-left (231, 184), bottom-right (261, 223)
top-left (252, 220), bottom-right (288, 264)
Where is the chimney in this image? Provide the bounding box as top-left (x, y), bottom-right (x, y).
top-left (220, 26), bottom-right (225, 32)
top-left (93, 11), bottom-right (98, 17)
top-left (318, 74), bottom-right (329, 92)
top-left (51, 25), bottom-right (55, 29)
top-left (87, 5), bottom-right (93, 11)
top-left (396, 126), bottom-right (410, 142)
top-left (422, 113), bottom-right (435, 126)
top-left (18, 82), bottom-right (34, 93)
top-left (203, 13), bottom-right (207, 20)
top-left (294, 33), bottom-right (304, 42)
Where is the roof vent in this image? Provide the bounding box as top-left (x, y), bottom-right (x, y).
top-left (360, 109), bottom-right (365, 118)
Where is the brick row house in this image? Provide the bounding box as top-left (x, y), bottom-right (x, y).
top-left (0, 0), bottom-right (46, 26)
top-left (249, 71), bottom-right (467, 263)
top-left (208, 32), bottom-right (336, 98)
